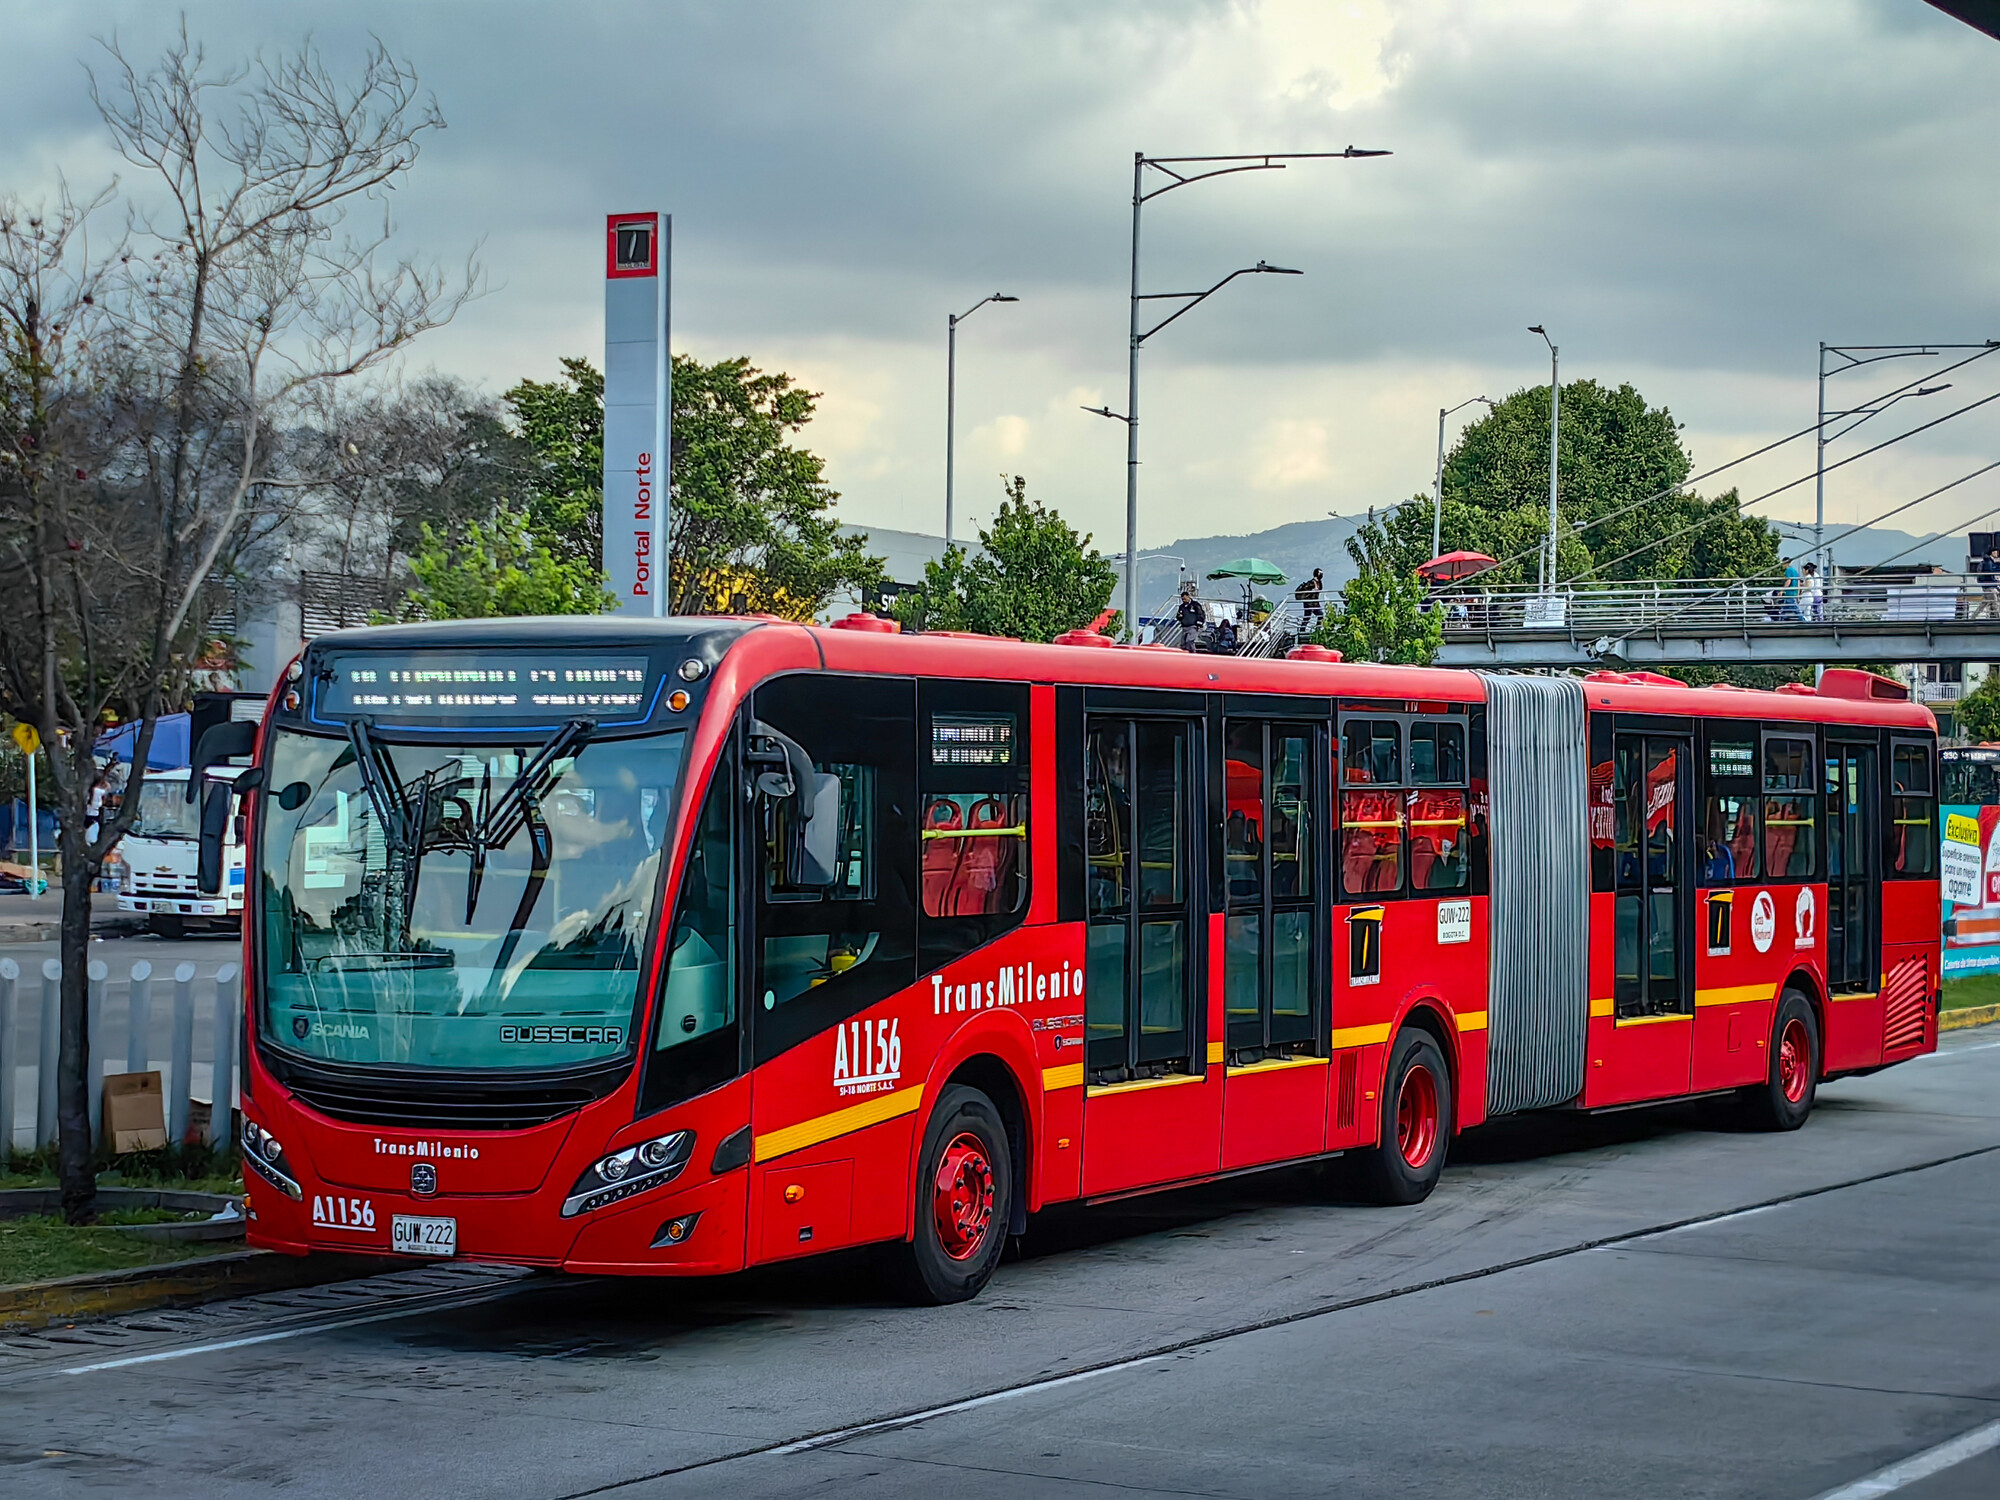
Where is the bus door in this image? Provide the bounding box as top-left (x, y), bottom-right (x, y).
top-left (1594, 729), bottom-right (1694, 1105)
top-left (1080, 706), bottom-right (1218, 1197)
top-left (1820, 737), bottom-right (1883, 1072)
top-left (1218, 715), bottom-right (1330, 1171)
top-left (1826, 740), bottom-right (1880, 994)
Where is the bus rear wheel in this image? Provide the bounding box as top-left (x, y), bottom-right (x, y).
top-left (886, 1083), bottom-right (1012, 1305)
top-left (1744, 989), bottom-right (1818, 1132)
top-left (1354, 1028), bottom-right (1453, 1206)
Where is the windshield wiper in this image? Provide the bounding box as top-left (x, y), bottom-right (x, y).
top-left (459, 719), bottom-right (593, 924)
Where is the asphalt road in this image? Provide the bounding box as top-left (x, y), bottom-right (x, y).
top-left (6, 1028), bottom-right (1999, 1499)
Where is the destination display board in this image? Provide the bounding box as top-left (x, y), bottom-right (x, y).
top-left (313, 652), bottom-right (658, 726)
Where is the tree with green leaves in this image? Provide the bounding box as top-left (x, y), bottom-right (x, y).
top-left (1376, 379), bottom-right (1780, 586)
top-left (893, 476), bottom-right (1118, 641)
top-left (668, 354), bottom-right (882, 617)
top-left (1307, 519), bottom-right (1443, 664)
top-left (1956, 673), bottom-right (2000, 744)
top-left (503, 357), bottom-right (603, 576)
top-left (396, 503), bottom-right (612, 619)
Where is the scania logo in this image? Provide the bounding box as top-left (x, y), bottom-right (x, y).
top-left (410, 1162), bottom-right (438, 1197)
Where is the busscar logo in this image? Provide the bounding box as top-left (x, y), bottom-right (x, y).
top-left (500, 1025), bottom-right (623, 1046)
top-left (411, 1162), bottom-right (438, 1197)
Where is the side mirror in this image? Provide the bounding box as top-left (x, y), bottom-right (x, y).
top-left (792, 771), bottom-right (842, 887)
top-left (747, 721), bottom-right (841, 887)
top-left (187, 720), bottom-right (258, 802)
top-left (197, 780), bottom-right (232, 893)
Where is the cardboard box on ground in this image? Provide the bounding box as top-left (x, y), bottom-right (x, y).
top-left (103, 1071), bottom-right (167, 1154)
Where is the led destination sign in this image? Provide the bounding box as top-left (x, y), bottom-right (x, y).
top-left (316, 652), bottom-right (657, 724)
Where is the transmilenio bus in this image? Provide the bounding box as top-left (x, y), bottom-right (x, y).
top-left (197, 616), bottom-right (1941, 1303)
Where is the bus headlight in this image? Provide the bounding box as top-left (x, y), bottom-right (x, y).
top-left (240, 1118), bottom-right (304, 1201)
top-left (561, 1130), bottom-right (695, 1217)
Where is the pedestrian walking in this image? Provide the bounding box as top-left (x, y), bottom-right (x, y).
top-left (1294, 567), bottom-right (1325, 627)
top-left (1781, 559), bottom-right (1804, 622)
top-left (1175, 586), bottom-right (1206, 652)
top-left (1803, 561), bottom-right (1824, 623)
top-left (1978, 546), bottom-right (2000, 620)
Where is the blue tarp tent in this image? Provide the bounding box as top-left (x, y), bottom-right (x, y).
top-left (97, 712), bottom-right (191, 769)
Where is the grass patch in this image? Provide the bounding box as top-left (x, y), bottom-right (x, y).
top-left (0, 1216), bottom-right (231, 1286)
top-left (0, 1142), bottom-right (243, 1195)
top-left (1941, 974), bottom-right (2000, 1012)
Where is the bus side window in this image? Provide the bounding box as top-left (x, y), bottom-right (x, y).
top-left (1701, 732), bottom-right (1758, 884)
top-left (751, 675), bottom-right (918, 1066)
top-left (918, 679), bottom-right (1031, 975)
top-left (1890, 739), bottom-right (1936, 877)
top-left (641, 741), bottom-right (741, 1114)
top-left (1763, 735), bottom-right (1817, 880)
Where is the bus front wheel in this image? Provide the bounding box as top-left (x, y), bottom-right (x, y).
top-left (1354, 1028), bottom-right (1453, 1206)
top-left (886, 1083), bottom-right (1012, 1306)
top-left (1743, 990), bottom-right (1818, 1132)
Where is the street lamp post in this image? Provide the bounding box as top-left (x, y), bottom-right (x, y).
top-left (1085, 149), bottom-right (1389, 638)
top-left (945, 293), bottom-right (1018, 549)
top-left (1814, 341), bottom-right (1994, 577)
top-left (1433, 396), bottom-right (1492, 560)
top-left (1529, 327), bottom-right (1559, 591)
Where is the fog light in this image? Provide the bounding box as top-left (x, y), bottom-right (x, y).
top-left (652, 1213), bottom-right (701, 1248)
top-left (677, 658), bottom-right (707, 682)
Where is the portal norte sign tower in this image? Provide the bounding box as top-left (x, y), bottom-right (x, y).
top-left (602, 213), bottom-right (670, 615)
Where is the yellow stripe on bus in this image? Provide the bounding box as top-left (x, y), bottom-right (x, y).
top-left (1330, 1023), bottom-right (1393, 1050)
top-left (1042, 1063), bottom-right (1084, 1092)
top-left (1454, 1010), bottom-right (1488, 1032)
top-left (754, 1086), bottom-right (925, 1164)
top-left (1590, 997), bottom-right (1615, 1018)
top-left (1694, 983), bottom-right (1777, 1008)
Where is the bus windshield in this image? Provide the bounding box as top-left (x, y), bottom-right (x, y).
top-left (257, 725), bottom-right (686, 1071)
top-left (129, 778), bottom-right (201, 840)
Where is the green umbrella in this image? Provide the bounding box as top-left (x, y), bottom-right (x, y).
top-left (1205, 558), bottom-right (1287, 586)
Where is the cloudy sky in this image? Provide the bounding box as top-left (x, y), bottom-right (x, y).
top-left (6, 1), bottom-right (1999, 563)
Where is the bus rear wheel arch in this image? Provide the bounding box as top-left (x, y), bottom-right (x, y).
top-left (1353, 1026), bottom-right (1453, 1206)
top-left (885, 1082), bottom-right (1013, 1304)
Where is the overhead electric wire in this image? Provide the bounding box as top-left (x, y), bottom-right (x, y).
top-left (1568, 387), bottom-right (2000, 584)
top-left (1471, 342), bottom-right (2000, 580)
top-left (1597, 456), bottom-right (2000, 648)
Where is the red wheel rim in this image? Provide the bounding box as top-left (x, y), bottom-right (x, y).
top-left (932, 1132), bottom-right (995, 1262)
top-left (1779, 1017), bottom-right (1811, 1104)
top-left (1396, 1063), bottom-right (1441, 1170)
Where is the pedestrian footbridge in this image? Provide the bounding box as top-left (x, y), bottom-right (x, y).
top-left (1434, 573), bottom-right (2000, 669)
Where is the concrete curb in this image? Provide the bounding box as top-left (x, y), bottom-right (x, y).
top-left (0, 1249), bottom-right (397, 1330)
top-left (1941, 1002), bottom-right (2000, 1032)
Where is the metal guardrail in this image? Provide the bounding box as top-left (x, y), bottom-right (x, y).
top-left (1146, 592), bottom-right (1308, 657)
top-left (0, 959), bottom-right (241, 1152)
top-left (1436, 573), bottom-right (2000, 639)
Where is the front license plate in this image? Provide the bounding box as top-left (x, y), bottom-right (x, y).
top-left (391, 1215), bottom-right (457, 1257)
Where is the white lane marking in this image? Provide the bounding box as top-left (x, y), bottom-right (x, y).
top-left (59, 1287), bottom-right (521, 1376)
top-left (1812, 1417), bottom-right (2000, 1499)
top-left (768, 1353), bottom-right (1172, 1454)
top-left (1641, 1202), bottom-right (1780, 1236)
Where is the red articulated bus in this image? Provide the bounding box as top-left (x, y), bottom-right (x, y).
top-left (212, 616), bottom-right (1941, 1302)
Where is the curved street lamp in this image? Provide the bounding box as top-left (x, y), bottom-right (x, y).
top-left (1094, 148), bottom-right (1390, 637)
top-left (1433, 396), bottom-right (1493, 560)
top-left (945, 293), bottom-right (1018, 548)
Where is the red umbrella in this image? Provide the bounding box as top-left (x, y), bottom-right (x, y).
top-left (1418, 550), bottom-right (1497, 582)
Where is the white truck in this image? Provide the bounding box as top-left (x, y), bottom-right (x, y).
top-left (115, 768), bottom-right (246, 936)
